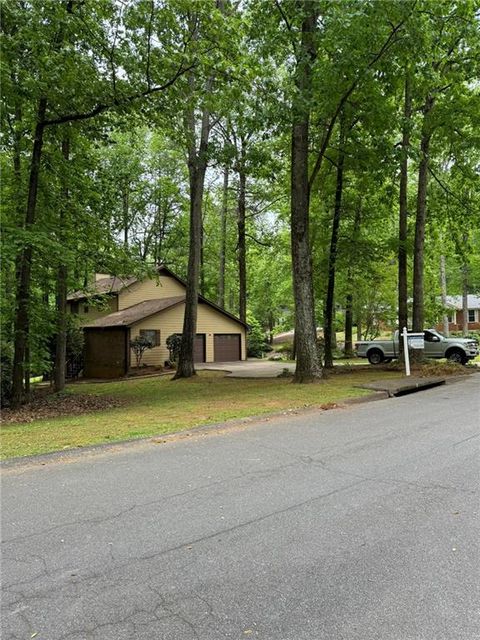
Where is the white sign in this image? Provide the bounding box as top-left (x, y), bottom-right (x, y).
top-left (408, 336), bottom-right (425, 350)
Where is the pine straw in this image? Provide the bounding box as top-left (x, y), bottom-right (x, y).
top-left (384, 360), bottom-right (474, 377)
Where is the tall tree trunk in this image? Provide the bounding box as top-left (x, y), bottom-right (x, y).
top-left (175, 78), bottom-right (210, 379)
top-left (237, 148), bottom-right (247, 324)
top-left (398, 71), bottom-right (411, 343)
top-left (344, 293), bottom-right (353, 357)
top-left (122, 184), bottom-right (129, 248)
top-left (356, 317), bottom-right (362, 342)
top-left (11, 97), bottom-right (47, 408)
top-left (324, 114), bottom-right (346, 369)
top-left (412, 96), bottom-right (434, 358)
top-left (218, 166), bottom-right (229, 307)
top-left (440, 254), bottom-right (449, 336)
top-left (290, 2), bottom-right (322, 382)
top-left (200, 209), bottom-right (205, 296)
top-left (462, 242), bottom-right (469, 336)
top-left (344, 200), bottom-right (361, 357)
top-left (54, 137), bottom-right (70, 392)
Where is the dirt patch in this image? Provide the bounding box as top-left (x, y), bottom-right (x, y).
top-left (127, 365), bottom-right (166, 378)
top-left (1, 389), bottom-right (126, 425)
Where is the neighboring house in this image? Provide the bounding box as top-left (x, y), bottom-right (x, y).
top-left (435, 295), bottom-right (480, 332)
top-left (67, 266), bottom-right (247, 378)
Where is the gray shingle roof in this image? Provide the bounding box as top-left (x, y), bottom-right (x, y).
top-left (67, 275), bottom-right (137, 301)
top-left (83, 297), bottom-right (185, 328)
top-left (444, 295), bottom-right (480, 310)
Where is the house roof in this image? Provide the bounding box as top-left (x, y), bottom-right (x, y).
top-left (445, 295), bottom-right (480, 310)
top-left (75, 264), bottom-right (248, 328)
top-left (67, 275), bottom-right (137, 301)
top-left (83, 293), bottom-right (248, 330)
top-left (83, 297), bottom-right (186, 328)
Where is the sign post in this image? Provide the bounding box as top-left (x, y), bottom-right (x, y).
top-left (402, 329), bottom-right (425, 376)
top-left (402, 327), bottom-right (410, 377)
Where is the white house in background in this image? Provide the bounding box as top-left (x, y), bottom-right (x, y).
top-left (435, 295), bottom-right (480, 332)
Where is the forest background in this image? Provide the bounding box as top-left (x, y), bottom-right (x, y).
top-left (1, 0), bottom-right (479, 405)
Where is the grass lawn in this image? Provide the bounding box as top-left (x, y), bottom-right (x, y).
top-left (1, 370), bottom-right (403, 460)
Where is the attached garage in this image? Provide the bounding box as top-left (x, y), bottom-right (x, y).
top-left (81, 286), bottom-right (247, 378)
top-left (194, 334), bottom-right (206, 363)
top-left (214, 334), bottom-right (241, 362)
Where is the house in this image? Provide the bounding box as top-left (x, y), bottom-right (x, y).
top-left (435, 295), bottom-right (480, 332)
top-left (67, 266), bottom-right (247, 378)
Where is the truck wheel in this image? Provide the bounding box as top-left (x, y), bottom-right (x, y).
top-left (447, 349), bottom-right (467, 365)
top-left (367, 349), bottom-right (384, 365)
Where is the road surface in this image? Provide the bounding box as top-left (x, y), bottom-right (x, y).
top-left (2, 375), bottom-right (479, 639)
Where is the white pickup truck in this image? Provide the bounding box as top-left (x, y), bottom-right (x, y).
top-left (355, 329), bottom-right (479, 365)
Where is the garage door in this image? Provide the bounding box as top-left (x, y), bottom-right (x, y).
top-left (194, 334), bottom-right (206, 363)
top-left (214, 334), bottom-right (241, 362)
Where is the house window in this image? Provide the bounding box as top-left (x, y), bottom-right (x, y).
top-left (83, 305), bottom-right (89, 314)
top-left (140, 329), bottom-right (160, 346)
top-left (468, 309), bottom-right (476, 323)
top-left (70, 302), bottom-right (79, 315)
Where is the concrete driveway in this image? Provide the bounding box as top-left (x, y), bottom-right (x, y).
top-left (197, 359), bottom-right (295, 378)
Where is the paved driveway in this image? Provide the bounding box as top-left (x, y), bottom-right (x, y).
top-left (2, 376), bottom-right (479, 639)
top-left (197, 359), bottom-right (295, 377)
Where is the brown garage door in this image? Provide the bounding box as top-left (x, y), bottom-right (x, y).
top-left (194, 334), bottom-right (206, 363)
top-left (214, 334), bottom-right (241, 362)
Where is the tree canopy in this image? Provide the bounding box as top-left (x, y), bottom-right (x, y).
top-left (1, 0), bottom-right (479, 403)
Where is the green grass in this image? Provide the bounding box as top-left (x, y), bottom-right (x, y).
top-left (1, 370), bottom-right (402, 460)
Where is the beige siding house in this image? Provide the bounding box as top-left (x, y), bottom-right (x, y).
top-left (67, 267), bottom-right (247, 378)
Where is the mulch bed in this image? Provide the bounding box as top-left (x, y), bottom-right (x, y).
top-left (1, 388), bottom-right (126, 425)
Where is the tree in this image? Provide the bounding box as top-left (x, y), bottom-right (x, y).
top-left (3, 0), bottom-right (197, 406)
top-left (289, 1), bottom-right (323, 382)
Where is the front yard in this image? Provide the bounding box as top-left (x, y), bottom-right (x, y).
top-left (1, 369), bottom-right (404, 460)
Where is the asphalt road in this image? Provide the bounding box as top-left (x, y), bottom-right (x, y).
top-left (2, 376), bottom-right (479, 640)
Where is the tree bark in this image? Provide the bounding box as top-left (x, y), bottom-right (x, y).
top-left (344, 294), bottom-right (353, 357)
top-left (175, 74), bottom-right (210, 379)
top-left (290, 2), bottom-right (322, 382)
top-left (11, 97), bottom-right (47, 408)
top-left (122, 184), bottom-right (129, 248)
top-left (344, 200), bottom-right (361, 357)
top-left (398, 71), bottom-right (411, 343)
top-left (54, 137), bottom-right (70, 393)
top-left (218, 166), bottom-right (229, 307)
top-left (237, 145), bottom-right (247, 324)
top-left (324, 114), bottom-right (346, 369)
top-left (412, 96), bottom-right (434, 355)
top-left (462, 242), bottom-right (469, 336)
top-left (440, 254), bottom-right (449, 336)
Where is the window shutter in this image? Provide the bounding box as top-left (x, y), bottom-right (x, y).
top-left (155, 330), bottom-right (160, 346)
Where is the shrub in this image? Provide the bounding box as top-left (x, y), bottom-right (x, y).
top-left (130, 335), bottom-right (154, 368)
top-left (166, 334), bottom-right (182, 362)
